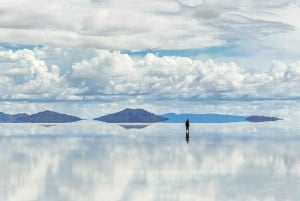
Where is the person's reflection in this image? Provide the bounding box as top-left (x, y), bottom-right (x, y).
top-left (185, 132), bottom-right (189, 144)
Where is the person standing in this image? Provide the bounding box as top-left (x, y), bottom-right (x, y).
top-left (185, 118), bottom-right (190, 144)
top-left (185, 118), bottom-right (190, 134)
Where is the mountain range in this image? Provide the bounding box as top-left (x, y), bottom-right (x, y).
top-left (0, 108), bottom-right (282, 123)
top-left (0, 110), bottom-right (81, 123)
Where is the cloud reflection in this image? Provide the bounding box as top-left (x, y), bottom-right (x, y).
top-left (0, 123), bottom-right (300, 201)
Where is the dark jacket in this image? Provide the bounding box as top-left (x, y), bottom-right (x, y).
top-left (185, 119), bottom-right (190, 128)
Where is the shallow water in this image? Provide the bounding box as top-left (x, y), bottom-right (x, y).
top-left (1, 122), bottom-right (300, 201)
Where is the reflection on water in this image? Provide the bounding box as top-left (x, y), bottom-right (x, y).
top-left (119, 124), bottom-right (149, 129)
top-left (40, 124), bottom-right (56, 128)
top-left (1, 122), bottom-right (300, 201)
top-left (185, 131), bottom-right (189, 144)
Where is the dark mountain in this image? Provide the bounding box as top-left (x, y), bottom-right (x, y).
top-left (0, 110), bottom-right (81, 123)
top-left (0, 112), bottom-right (29, 123)
top-left (94, 108), bottom-right (168, 123)
top-left (19, 110), bottom-right (81, 123)
top-left (162, 113), bottom-right (247, 123)
top-left (246, 115), bottom-right (282, 122)
top-left (0, 112), bottom-right (13, 122)
top-left (12, 113), bottom-right (30, 120)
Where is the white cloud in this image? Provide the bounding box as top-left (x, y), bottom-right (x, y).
top-left (0, 0), bottom-right (223, 50)
top-left (71, 51), bottom-right (243, 98)
top-left (1, 48), bottom-right (300, 102)
top-left (0, 0), bottom-right (298, 52)
top-left (0, 49), bottom-right (83, 100)
top-left (69, 49), bottom-right (300, 101)
top-left (0, 0), bottom-right (299, 74)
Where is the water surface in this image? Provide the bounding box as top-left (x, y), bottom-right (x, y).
top-left (1, 122), bottom-right (300, 201)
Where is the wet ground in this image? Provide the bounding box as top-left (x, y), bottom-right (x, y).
top-left (1, 122), bottom-right (300, 201)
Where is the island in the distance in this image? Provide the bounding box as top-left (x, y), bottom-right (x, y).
top-left (246, 115), bottom-right (282, 122)
top-left (94, 108), bottom-right (168, 123)
top-left (0, 110), bottom-right (81, 123)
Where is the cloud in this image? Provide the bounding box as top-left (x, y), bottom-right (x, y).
top-left (244, 60), bottom-right (300, 99)
top-left (0, 0), bottom-right (298, 52)
top-left (69, 49), bottom-right (300, 101)
top-left (1, 0), bottom-right (300, 72)
top-left (192, 3), bottom-right (224, 19)
top-left (0, 48), bottom-right (300, 102)
top-left (0, 0), bottom-right (223, 50)
top-left (70, 50), bottom-right (247, 99)
top-left (212, 14), bottom-right (294, 37)
top-left (0, 49), bottom-right (83, 100)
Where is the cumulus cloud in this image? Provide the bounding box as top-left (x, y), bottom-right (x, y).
top-left (244, 60), bottom-right (300, 99)
top-left (0, 49), bottom-right (83, 100)
top-left (0, 48), bottom-right (300, 102)
top-left (70, 50), bottom-right (248, 100)
top-left (69, 49), bottom-right (300, 100)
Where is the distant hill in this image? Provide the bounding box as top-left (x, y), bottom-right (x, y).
top-left (0, 112), bottom-right (29, 123)
top-left (246, 115), bottom-right (282, 122)
top-left (94, 108), bottom-right (168, 123)
top-left (0, 110), bottom-right (81, 123)
top-left (1, 112), bottom-right (17, 122)
top-left (162, 113), bottom-right (247, 123)
top-left (19, 110), bottom-right (81, 123)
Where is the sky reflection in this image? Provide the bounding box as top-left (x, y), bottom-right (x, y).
top-left (1, 123), bottom-right (300, 201)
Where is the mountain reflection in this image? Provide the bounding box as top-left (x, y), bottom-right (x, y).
top-left (40, 124), bottom-right (56, 127)
top-left (119, 124), bottom-right (149, 129)
top-left (1, 123), bottom-right (300, 201)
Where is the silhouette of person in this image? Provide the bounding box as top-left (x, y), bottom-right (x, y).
top-left (185, 118), bottom-right (190, 134)
top-left (185, 118), bottom-right (190, 144)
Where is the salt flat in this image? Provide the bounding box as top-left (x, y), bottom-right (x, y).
top-left (0, 122), bottom-right (300, 201)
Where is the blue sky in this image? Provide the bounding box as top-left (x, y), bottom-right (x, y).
top-left (0, 0), bottom-right (300, 115)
